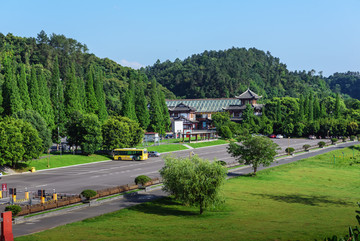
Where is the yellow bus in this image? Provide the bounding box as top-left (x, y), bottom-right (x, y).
top-left (113, 148), bottom-right (149, 161)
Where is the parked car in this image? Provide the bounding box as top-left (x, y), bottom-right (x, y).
top-left (276, 134), bottom-right (284, 139)
top-left (308, 135), bottom-right (316, 140)
top-left (148, 151), bottom-right (160, 157)
top-left (269, 134), bottom-right (276, 138)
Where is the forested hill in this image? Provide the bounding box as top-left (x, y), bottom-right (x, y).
top-left (144, 47), bottom-right (333, 99)
top-left (0, 31), bottom-right (175, 115)
top-left (326, 72), bottom-right (360, 100)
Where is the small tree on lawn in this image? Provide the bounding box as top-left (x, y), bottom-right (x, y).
top-left (228, 136), bottom-right (279, 175)
top-left (160, 155), bottom-right (227, 215)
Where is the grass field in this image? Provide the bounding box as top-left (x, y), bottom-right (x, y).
top-left (20, 154), bottom-right (110, 171)
top-left (16, 145), bottom-right (360, 241)
top-left (187, 139), bottom-right (228, 148)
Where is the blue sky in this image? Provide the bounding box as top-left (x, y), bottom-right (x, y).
top-left (1, 0), bottom-right (359, 76)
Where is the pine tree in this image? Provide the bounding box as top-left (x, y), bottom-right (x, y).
top-left (308, 94), bottom-right (313, 122)
top-left (2, 55), bottom-right (23, 115)
top-left (135, 84), bottom-right (150, 130)
top-left (85, 65), bottom-right (98, 114)
top-left (148, 78), bottom-right (164, 134)
top-left (334, 93), bottom-right (341, 118)
top-left (18, 64), bottom-right (32, 110)
top-left (37, 67), bottom-right (55, 128)
top-left (121, 79), bottom-right (137, 121)
top-left (313, 96), bottom-right (320, 120)
top-left (64, 63), bottom-right (82, 116)
top-left (28, 66), bottom-right (41, 114)
top-left (276, 99), bottom-right (281, 122)
top-left (94, 69), bottom-right (108, 122)
top-left (159, 91), bottom-right (171, 132)
top-left (50, 56), bottom-right (66, 141)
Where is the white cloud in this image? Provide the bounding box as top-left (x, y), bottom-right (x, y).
top-left (119, 59), bottom-right (144, 69)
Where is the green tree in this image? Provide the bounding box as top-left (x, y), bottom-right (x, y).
top-left (94, 69), bottom-right (108, 122)
top-left (65, 111), bottom-right (84, 150)
top-left (18, 64), bottom-right (32, 110)
top-left (160, 155), bottom-right (227, 214)
top-left (85, 65), bottom-right (98, 114)
top-left (0, 117), bottom-right (42, 167)
top-left (135, 84), bottom-right (150, 130)
top-left (64, 63), bottom-right (82, 116)
top-left (334, 93), bottom-right (341, 118)
top-left (102, 116), bottom-right (144, 150)
top-left (13, 110), bottom-right (52, 152)
top-left (148, 78), bottom-right (164, 134)
top-left (242, 104), bottom-right (254, 124)
top-left (50, 56), bottom-right (66, 143)
top-left (28, 67), bottom-right (41, 114)
top-left (2, 55), bottom-right (23, 115)
top-left (159, 91), bottom-right (171, 132)
top-left (37, 67), bottom-right (55, 128)
top-left (121, 79), bottom-right (137, 121)
top-left (80, 114), bottom-right (102, 155)
top-left (228, 136), bottom-right (279, 174)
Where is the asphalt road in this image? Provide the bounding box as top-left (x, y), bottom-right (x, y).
top-left (0, 138), bottom-right (346, 199)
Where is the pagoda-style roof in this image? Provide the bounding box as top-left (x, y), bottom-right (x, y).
top-left (166, 98), bottom-right (240, 113)
top-left (168, 103), bottom-right (196, 112)
top-left (235, 89), bottom-right (262, 100)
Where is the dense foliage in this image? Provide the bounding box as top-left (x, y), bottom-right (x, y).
top-left (327, 72), bottom-right (360, 99)
top-left (145, 47), bottom-right (332, 99)
top-left (160, 155), bottom-right (227, 214)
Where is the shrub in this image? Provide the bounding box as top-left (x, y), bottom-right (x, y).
top-left (342, 136), bottom-right (347, 142)
top-left (357, 134), bottom-right (360, 141)
top-left (216, 160), bottom-right (227, 166)
top-left (134, 175), bottom-right (152, 186)
top-left (303, 144), bottom-right (311, 151)
top-left (285, 147), bottom-right (295, 155)
top-left (219, 126), bottom-right (232, 139)
top-left (350, 135), bottom-right (356, 141)
top-left (81, 189), bottom-right (97, 200)
top-left (318, 141), bottom-right (326, 148)
top-left (331, 138), bottom-right (338, 145)
top-left (5, 205), bottom-right (21, 216)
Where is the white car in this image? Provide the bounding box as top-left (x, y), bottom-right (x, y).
top-left (276, 134), bottom-right (284, 139)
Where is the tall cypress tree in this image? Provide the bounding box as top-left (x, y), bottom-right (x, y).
top-left (50, 56), bottom-right (66, 141)
top-left (64, 63), bottom-right (82, 116)
top-left (334, 93), bottom-right (341, 118)
top-left (298, 95), bottom-right (304, 121)
top-left (85, 65), bottom-right (98, 114)
top-left (28, 66), bottom-right (41, 114)
top-left (149, 78), bottom-right (163, 134)
top-left (37, 67), bottom-right (55, 128)
top-left (276, 99), bottom-right (281, 122)
top-left (313, 96), bottom-right (320, 120)
top-left (308, 94), bottom-right (313, 122)
top-left (121, 79), bottom-right (137, 121)
top-left (135, 84), bottom-right (150, 130)
top-left (2, 55), bottom-right (23, 115)
top-left (159, 91), bottom-right (171, 132)
top-left (18, 64), bottom-right (32, 110)
top-left (94, 69), bottom-right (108, 122)
top-left (303, 94), bottom-right (309, 119)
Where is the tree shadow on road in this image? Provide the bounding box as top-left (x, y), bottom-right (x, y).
top-left (127, 196), bottom-right (199, 217)
top-left (252, 193), bottom-right (351, 206)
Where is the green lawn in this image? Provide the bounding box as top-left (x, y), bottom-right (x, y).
top-left (187, 139), bottom-right (228, 148)
top-left (21, 154), bottom-right (110, 171)
top-left (146, 144), bottom-right (189, 153)
top-left (16, 145), bottom-right (360, 241)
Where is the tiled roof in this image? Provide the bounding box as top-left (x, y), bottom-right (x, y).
top-left (235, 89), bottom-right (262, 99)
top-left (166, 98), bottom-right (240, 113)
